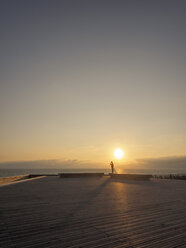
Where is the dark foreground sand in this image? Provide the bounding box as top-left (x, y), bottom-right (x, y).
top-left (0, 176), bottom-right (186, 248)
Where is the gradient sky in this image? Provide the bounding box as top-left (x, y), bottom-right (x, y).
top-left (1, 0), bottom-right (186, 165)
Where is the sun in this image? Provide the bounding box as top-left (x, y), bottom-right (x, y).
top-left (114, 148), bottom-right (124, 159)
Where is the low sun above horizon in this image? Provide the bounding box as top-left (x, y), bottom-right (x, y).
top-left (114, 148), bottom-right (124, 159)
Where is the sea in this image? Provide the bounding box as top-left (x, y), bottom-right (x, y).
top-left (0, 168), bottom-right (186, 178)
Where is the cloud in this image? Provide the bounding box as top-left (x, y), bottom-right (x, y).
top-left (135, 156), bottom-right (186, 169)
top-left (0, 159), bottom-right (102, 169)
top-left (0, 156), bottom-right (186, 170)
top-left (0, 159), bottom-right (79, 169)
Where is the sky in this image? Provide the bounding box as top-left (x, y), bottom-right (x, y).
top-left (1, 0), bottom-right (186, 167)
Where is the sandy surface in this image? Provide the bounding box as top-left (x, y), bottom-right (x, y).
top-left (0, 175), bottom-right (29, 185)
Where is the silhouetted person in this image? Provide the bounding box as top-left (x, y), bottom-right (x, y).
top-left (110, 161), bottom-right (114, 174)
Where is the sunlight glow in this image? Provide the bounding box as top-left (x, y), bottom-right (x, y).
top-left (114, 148), bottom-right (124, 159)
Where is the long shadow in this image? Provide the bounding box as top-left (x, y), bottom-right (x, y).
top-left (62, 177), bottom-right (110, 226)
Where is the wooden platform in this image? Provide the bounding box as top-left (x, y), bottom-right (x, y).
top-left (110, 173), bottom-right (152, 180)
top-left (0, 176), bottom-right (186, 247)
top-left (59, 173), bottom-right (104, 178)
